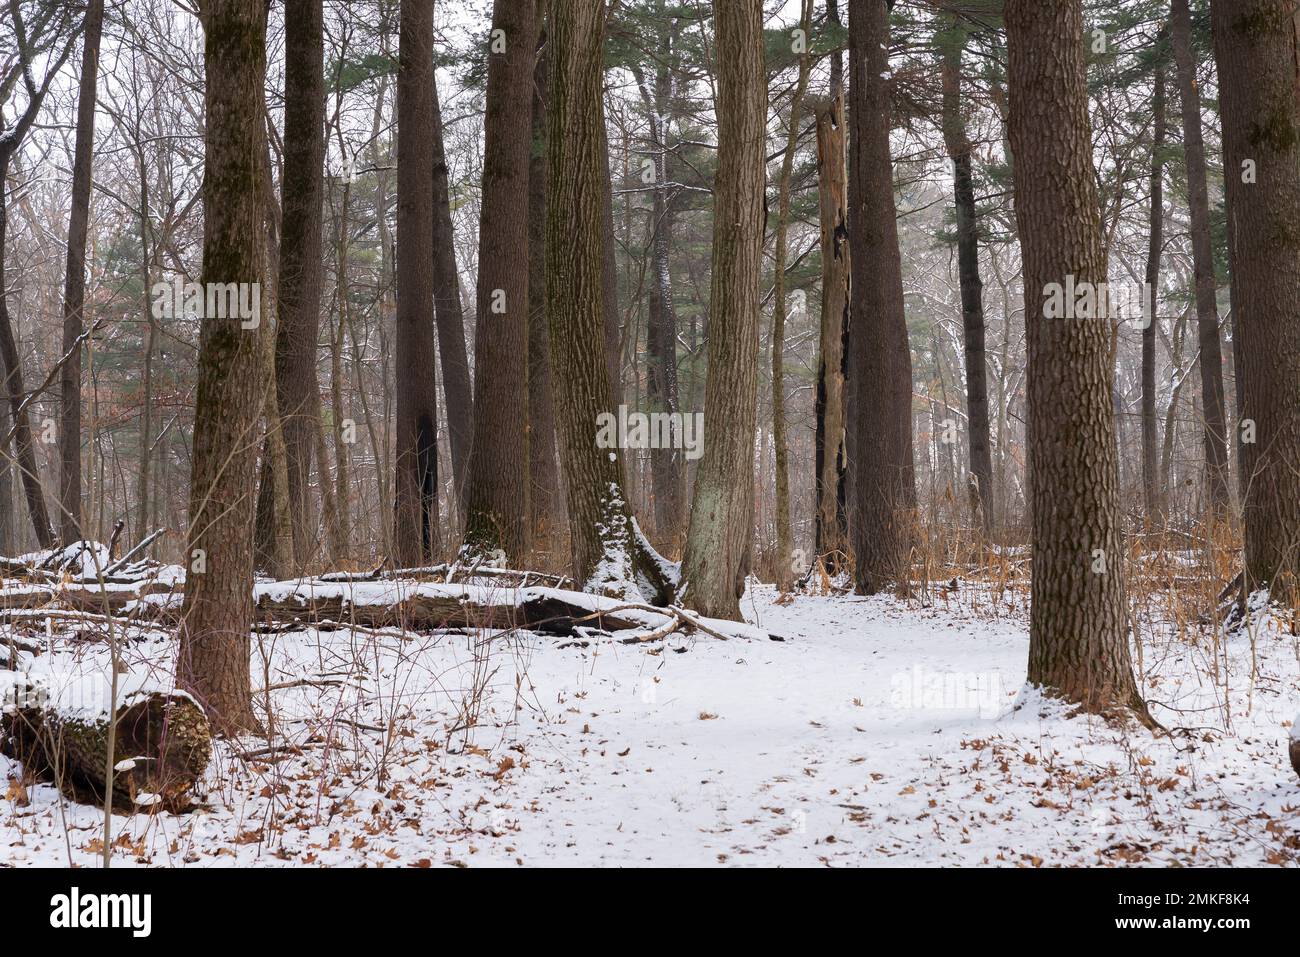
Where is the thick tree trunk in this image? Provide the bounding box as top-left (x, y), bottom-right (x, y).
top-left (635, 15), bottom-right (686, 546)
top-left (430, 59), bottom-right (473, 511)
top-left (1211, 0), bottom-right (1300, 602)
top-left (848, 0), bottom-right (916, 594)
top-left (274, 0), bottom-right (326, 565)
top-left (178, 0), bottom-right (269, 735)
top-left (1171, 0), bottom-right (1230, 514)
top-left (462, 0), bottom-right (536, 562)
top-left (57, 0), bottom-right (103, 543)
top-left (600, 113), bottom-right (622, 402)
top-left (771, 0), bottom-right (813, 588)
top-left (255, 343), bottom-right (294, 578)
top-left (1006, 0), bottom-right (1145, 716)
top-left (547, 0), bottom-right (671, 602)
top-left (528, 7), bottom-right (561, 542)
top-left (940, 29), bottom-right (994, 535)
top-left (327, 170), bottom-right (352, 561)
top-left (392, 0), bottom-right (440, 567)
top-left (814, 94), bottom-right (850, 569)
top-left (679, 1), bottom-right (765, 620)
top-left (254, 135), bottom-right (294, 578)
top-left (1142, 52), bottom-right (1166, 523)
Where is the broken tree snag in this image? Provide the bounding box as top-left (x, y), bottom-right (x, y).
top-left (1, 682), bottom-right (211, 810)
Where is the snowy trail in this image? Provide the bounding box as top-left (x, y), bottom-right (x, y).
top-left (2, 586), bottom-right (1297, 866)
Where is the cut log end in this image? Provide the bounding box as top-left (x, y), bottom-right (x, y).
top-left (2, 689), bottom-right (211, 811)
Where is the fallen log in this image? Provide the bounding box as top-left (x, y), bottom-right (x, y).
top-left (251, 581), bottom-right (784, 641)
top-left (254, 583), bottom-right (657, 635)
top-left (1, 673), bottom-right (211, 810)
top-left (0, 581), bottom-right (175, 616)
top-left (316, 563), bottom-right (572, 589)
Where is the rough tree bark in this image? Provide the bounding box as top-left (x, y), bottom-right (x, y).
top-left (848, 0), bottom-right (916, 594)
top-left (1005, 0), bottom-right (1146, 716)
top-left (1142, 49), bottom-right (1166, 523)
top-left (178, 0), bottom-right (269, 734)
top-left (771, 0), bottom-right (813, 588)
top-left (274, 0), bottom-right (326, 565)
top-left (546, 0), bottom-right (671, 602)
top-left (1211, 0), bottom-right (1300, 602)
top-left (462, 0), bottom-right (536, 562)
top-left (1171, 0), bottom-right (1230, 514)
top-left (253, 120), bottom-right (295, 579)
top-left (528, 3), bottom-right (561, 541)
top-left (430, 44), bottom-right (473, 512)
top-left (940, 24), bottom-right (994, 535)
top-left (57, 0), bottom-right (103, 543)
top-left (600, 107), bottom-right (622, 402)
top-left (633, 9), bottom-right (685, 546)
top-left (814, 93), bottom-right (850, 569)
top-left (392, 0), bottom-right (440, 567)
top-left (679, 0), bottom-right (765, 620)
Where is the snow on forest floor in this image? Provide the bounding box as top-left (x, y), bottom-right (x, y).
top-left (3, 581), bottom-right (1299, 867)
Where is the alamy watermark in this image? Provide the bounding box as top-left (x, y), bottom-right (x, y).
top-left (1042, 276), bottom-right (1152, 328)
top-left (595, 404), bottom-right (704, 461)
top-left (890, 665), bottom-right (1008, 719)
top-left (151, 278), bottom-right (260, 328)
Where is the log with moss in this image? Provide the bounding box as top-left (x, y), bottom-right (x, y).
top-left (1, 672), bottom-right (211, 810)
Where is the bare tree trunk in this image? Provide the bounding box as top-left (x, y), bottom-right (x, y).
top-left (136, 161), bottom-right (156, 547)
top-left (1170, 0), bottom-right (1230, 515)
top-left (0, 402), bottom-right (13, 555)
top-left (600, 108), bottom-right (622, 403)
top-left (848, 0), bottom-right (916, 594)
top-left (0, 191), bottom-right (54, 549)
top-left (771, 0), bottom-right (813, 588)
top-left (633, 11), bottom-right (685, 546)
top-left (528, 3), bottom-right (560, 543)
top-left (392, 0), bottom-right (440, 566)
top-left (1006, 0), bottom-right (1145, 717)
top-left (328, 174), bottom-right (351, 561)
top-left (430, 46), bottom-right (473, 510)
top-left (1212, 0), bottom-right (1300, 602)
top-left (274, 0), bottom-right (325, 565)
top-left (57, 0), bottom-right (103, 543)
top-left (1142, 49), bottom-right (1166, 523)
top-left (814, 93), bottom-right (849, 569)
top-left (547, 0), bottom-right (671, 601)
top-left (679, 0), bottom-right (765, 620)
top-left (462, 0), bottom-right (536, 562)
top-left (178, 0), bottom-right (268, 735)
top-left (940, 25), bottom-right (994, 535)
top-left (254, 130), bottom-right (294, 577)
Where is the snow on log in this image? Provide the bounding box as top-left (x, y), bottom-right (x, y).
top-left (0, 581), bottom-right (175, 615)
top-left (253, 580), bottom-right (665, 634)
top-left (251, 580), bottom-right (780, 640)
top-left (1, 670), bottom-right (211, 810)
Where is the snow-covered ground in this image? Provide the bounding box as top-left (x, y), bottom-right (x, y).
top-left (3, 582), bottom-right (1298, 867)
